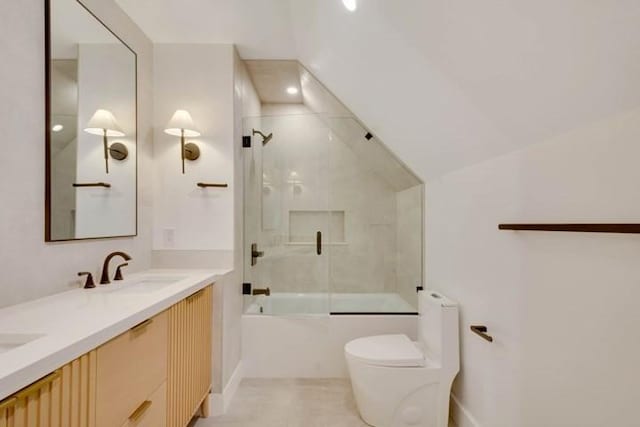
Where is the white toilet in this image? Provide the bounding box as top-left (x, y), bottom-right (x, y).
top-left (345, 291), bottom-right (459, 427)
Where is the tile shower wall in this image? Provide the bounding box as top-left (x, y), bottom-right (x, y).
top-left (396, 185), bottom-right (423, 305)
top-left (247, 104), bottom-right (421, 301)
top-left (327, 130), bottom-right (398, 295)
top-left (247, 105), bottom-right (332, 294)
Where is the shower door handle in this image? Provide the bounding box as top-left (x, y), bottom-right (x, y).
top-left (251, 243), bottom-right (264, 266)
top-left (316, 231), bottom-right (322, 255)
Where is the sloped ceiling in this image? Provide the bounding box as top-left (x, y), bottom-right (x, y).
top-left (117, 0), bottom-right (640, 180)
top-left (244, 60), bottom-right (303, 103)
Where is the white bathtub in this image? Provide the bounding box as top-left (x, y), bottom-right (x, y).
top-left (245, 292), bottom-right (417, 315)
top-left (242, 292), bottom-right (418, 378)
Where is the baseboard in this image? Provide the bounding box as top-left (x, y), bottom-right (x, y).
top-left (208, 361), bottom-right (244, 417)
top-left (450, 393), bottom-right (481, 427)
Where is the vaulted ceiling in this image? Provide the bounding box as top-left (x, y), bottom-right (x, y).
top-left (116, 0), bottom-right (640, 180)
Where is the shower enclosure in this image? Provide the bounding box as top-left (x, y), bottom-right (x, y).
top-left (241, 59), bottom-right (422, 316)
top-left (243, 111), bottom-right (423, 315)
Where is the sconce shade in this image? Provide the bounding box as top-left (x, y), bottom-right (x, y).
top-left (164, 110), bottom-right (201, 137)
top-left (84, 109), bottom-right (125, 137)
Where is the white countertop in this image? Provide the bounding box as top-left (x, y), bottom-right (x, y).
top-left (0, 269), bottom-right (231, 401)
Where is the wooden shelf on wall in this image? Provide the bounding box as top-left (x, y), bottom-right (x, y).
top-left (498, 224), bottom-right (640, 234)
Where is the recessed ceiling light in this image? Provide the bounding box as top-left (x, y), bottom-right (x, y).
top-left (52, 124), bottom-right (64, 132)
top-left (286, 86), bottom-right (299, 95)
top-left (342, 0), bottom-right (357, 12)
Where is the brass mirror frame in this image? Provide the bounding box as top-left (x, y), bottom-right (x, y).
top-left (44, 0), bottom-right (138, 242)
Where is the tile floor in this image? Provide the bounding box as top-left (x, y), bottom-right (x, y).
top-left (193, 378), bottom-right (456, 427)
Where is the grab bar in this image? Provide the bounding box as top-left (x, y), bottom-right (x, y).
top-left (470, 325), bottom-right (493, 342)
top-left (73, 182), bottom-right (111, 188)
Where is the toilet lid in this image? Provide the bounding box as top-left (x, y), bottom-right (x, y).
top-left (345, 334), bottom-right (425, 367)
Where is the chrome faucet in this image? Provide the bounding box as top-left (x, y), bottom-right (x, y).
top-left (100, 251), bottom-right (132, 284)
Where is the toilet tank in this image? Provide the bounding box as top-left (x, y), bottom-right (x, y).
top-left (418, 291), bottom-right (459, 372)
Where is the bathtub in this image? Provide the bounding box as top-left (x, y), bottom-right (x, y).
top-left (245, 292), bottom-right (417, 315)
top-left (242, 292), bottom-right (418, 378)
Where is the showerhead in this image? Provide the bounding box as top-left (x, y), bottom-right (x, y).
top-left (252, 129), bottom-right (273, 146)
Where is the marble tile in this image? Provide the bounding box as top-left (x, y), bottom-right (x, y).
top-left (192, 378), bottom-right (456, 427)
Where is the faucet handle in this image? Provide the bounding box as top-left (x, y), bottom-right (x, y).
top-left (78, 272), bottom-right (96, 289)
top-left (114, 263), bottom-right (129, 281)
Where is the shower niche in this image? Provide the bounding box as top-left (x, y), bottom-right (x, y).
top-left (288, 210), bottom-right (345, 245)
top-left (243, 60), bottom-right (423, 314)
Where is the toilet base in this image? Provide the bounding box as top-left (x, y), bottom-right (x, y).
top-left (347, 357), bottom-right (453, 427)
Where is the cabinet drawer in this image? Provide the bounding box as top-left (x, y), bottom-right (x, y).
top-left (96, 311), bottom-right (168, 427)
top-left (120, 382), bottom-right (166, 427)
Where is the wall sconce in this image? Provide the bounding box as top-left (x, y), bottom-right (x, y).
top-left (164, 110), bottom-right (201, 174)
top-left (84, 109), bottom-right (127, 174)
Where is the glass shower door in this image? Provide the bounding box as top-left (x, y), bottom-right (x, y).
top-left (243, 114), bottom-right (331, 315)
top-left (325, 116), bottom-right (423, 314)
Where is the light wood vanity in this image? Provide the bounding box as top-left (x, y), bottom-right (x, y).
top-left (0, 285), bottom-right (213, 427)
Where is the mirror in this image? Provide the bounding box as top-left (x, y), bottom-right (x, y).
top-left (46, 0), bottom-right (137, 241)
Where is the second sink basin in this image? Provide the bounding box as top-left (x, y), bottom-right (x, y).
top-left (0, 333), bottom-right (46, 354)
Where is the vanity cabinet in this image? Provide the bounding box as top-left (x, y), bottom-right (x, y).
top-left (0, 284), bottom-right (213, 427)
top-left (167, 286), bottom-right (213, 427)
top-left (0, 351), bottom-right (97, 427)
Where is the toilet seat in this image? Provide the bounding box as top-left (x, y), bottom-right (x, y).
top-left (344, 334), bottom-right (425, 367)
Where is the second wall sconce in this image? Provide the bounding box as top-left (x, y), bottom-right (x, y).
top-left (164, 109), bottom-right (201, 174)
top-left (84, 109), bottom-right (127, 174)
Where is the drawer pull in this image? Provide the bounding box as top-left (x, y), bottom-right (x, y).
top-left (130, 318), bottom-right (153, 333)
top-left (129, 400), bottom-right (152, 422)
top-left (186, 289), bottom-right (204, 303)
top-left (15, 370), bottom-right (61, 400)
top-left (0, 396), bottom-right (17, 412)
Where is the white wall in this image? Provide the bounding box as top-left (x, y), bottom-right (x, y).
top-left (427, 109), bottom-right (640, 427)
top-left (0, 0), bottom-right (153, 308)
top-left (152, 43), bottom-right (235, 394)
top-left (152, 44), bottom-right (235, 251)
top-left (151, 45), bottom-right (261, 392)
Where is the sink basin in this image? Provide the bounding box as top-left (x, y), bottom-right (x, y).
top-left (0, 333), bottom-right (46, 354)
top-left (106, 276), bottom-right (187, 295)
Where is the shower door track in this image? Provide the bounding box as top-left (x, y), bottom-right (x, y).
top-left (330, 312), bottom-right (418, 316)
